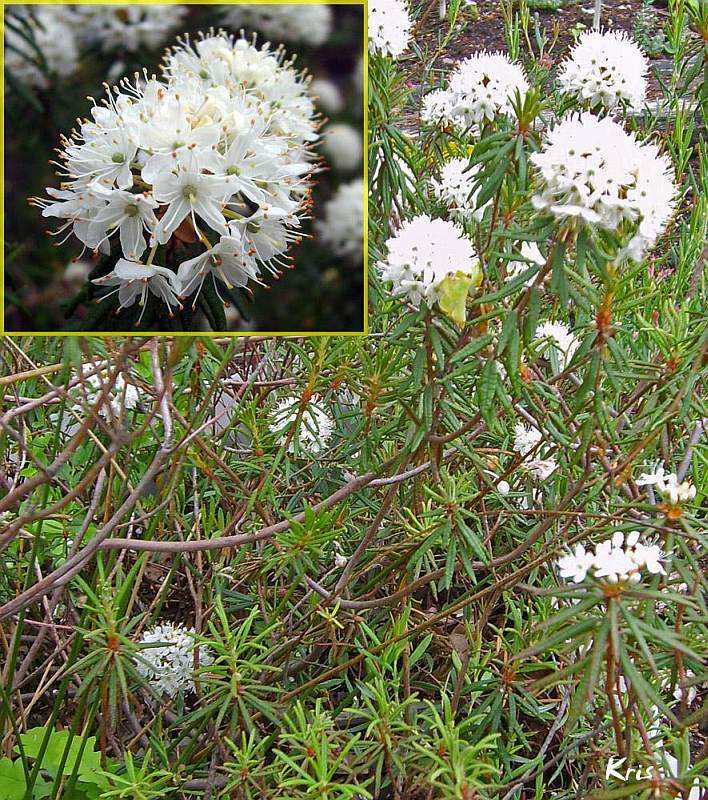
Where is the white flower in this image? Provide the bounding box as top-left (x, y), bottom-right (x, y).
top-left (558, 30), bottom-right (648, 113)
top-left (557, 544), bottom-right (595, 583)
top-left (636, 463), bottom-right (669, 488)
top-left (513, 422), bottom-right (543, 457)
top-left (269, 397), bottom-right (335, 456)
top-left (135, 622), bottom-right (212, 698)
top-left (74, 366), bottom-right (140, 418)
top-left (672, 671), bottom-right (698, 706)
top-left (430, 158), bottom-right (488, 221)
top-left (636, 463), bottom-right (696, 505)
top-left (526, 458), bottom-right (558, 480)
top-left (660, 474), bottom-right (697, 505)
top-left (83, 186), bottom-right (159, 261)
top-left (309, 78), bottom-right (344, 114)
top-left (322, 123), bottom-right (363, 172)
top-left (630, 541), bottom-right (666, 575)
top-left (534, 321), bottom-right (581, 372)
top-left (531, 113), bottom-right (677, 260)
top-left (224, 4), bottom-right (333, 47)
top-left (229, 205), bottom-right (305, 276)
top-left (316, 179), bottom-right (364, 262)
top-left (421, 89), bottom-right (460, 127)
top-left (92, 259), bottom-right (181, 318)
top-left (332, 541), bottom-right (348, 569)
top-left (514, 422), bottom-right (559, 480)
top-left (176, 235), bottom-right (260, 299)
top-left (507, 241), bottom-right (545, 284)
top-left (368, 0), bottom-right (412, 58)
top-left (32, 31), bottom-right (319, 307)
top-left (590, 541), bottom-right (636, 583)
top-left (377, 215), bottom-right (480, 307)
top-left (446, 51), bottom-right (529, 130)
top-left (68, 5), bottom-right (187, 52)
top-left (151, 152), bottom-right (231, 243)
top-left (557, 530), bottom-right (667, 585)
top-left (5, 6), bottom-right (79, 88)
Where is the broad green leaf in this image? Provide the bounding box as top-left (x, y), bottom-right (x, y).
top-left (18, 728), bottom-right (104, 785)
top-left (0, 757), bottom-right (27, 800)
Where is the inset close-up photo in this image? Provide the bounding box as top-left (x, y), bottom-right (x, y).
top-left (3, 3), bottom-right (365, 333)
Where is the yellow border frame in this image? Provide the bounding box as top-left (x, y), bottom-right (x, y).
top-left (1, 0), bottom-right (368, 337)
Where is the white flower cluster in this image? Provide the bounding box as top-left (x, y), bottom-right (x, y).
top-left (534, 321), bottom-right (580, 372)
top-left (377, 216), bottom-right (480, 307)
top-left (557, 531), bottom-right (666, 584)
top-left (223, 4), bottom-right (333, 47)
top-left (421, 89), bottom-right (459, 128)
top-left (322, 123), bottom-right (363, 172)
top-left (34, 31), bottom-right (319, 312)
top-left (316, 179), bottom-right (364, 262)
top-left (636, 464), bottom-right (697, 505)
top-left (309, 78), bottom-right (344, 114)
top-left (430, 158), bottom-right (488, 221)
top-left (75, 366), bottom-right (140, 418)
top-left (513, 422), bottom-right (558, 480)
top-left (368, 0), bottom-right (412, 59)
top-left (135, 622), bottom-right (212, 697)
top-left (269, 397), bottom-right (335, 456)
top-left (5, 7), bottom-right (79, 88)
top-left (558, 30), bottom-right (648, 113)
top-left (421, 52), bottom-right (528, 131)
top-left (68, 5), bottom-right (188, 53)
top-left (531, 113), bottom-right (677, 261)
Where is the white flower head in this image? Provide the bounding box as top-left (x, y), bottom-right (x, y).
top-left (446, 51), bottom-right (529, 130)
top-left (5, 6), bottom-right (79, 88)
top-left (531, 113), bottom-right (677, 260)
top-left (514, 422), bottom-right (558, 480)
top-left (421, 88), bottom-right (460, 128)
top-left (69, 5), bottom-right (187, 53)
top-left (636, 463), bottom-right (696, 505)
top-left (430, 158), bottom-right (489, 221)
top-left (309, 78), bottom-right (344, 114)
top-left (135, 622), bottom-right (212, 698)
top-left (558, 30), bottom-right (648, 113)
top-left (269, 397), bottom-right (335, 456)
top-left (322, 123), bottom-right (363, 172)
top-left (368, 0), bottom-right (412, 58)
top-left (74, 365), bottom-right (140, 419)
top-left (534, 321), bottom-right (581, 372)
top-left (33, 30), bottom-right (319, 309)
top-left (557, 530), bottom-right (666, 585)
top-left (224, 4), bottom-right (333, 47)
top-left (377, 215), bottom-right (480, 308)
top-left (316, 179), bottom-right (364, 262)
top-left (513, 422), bottom-right (543, 457)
